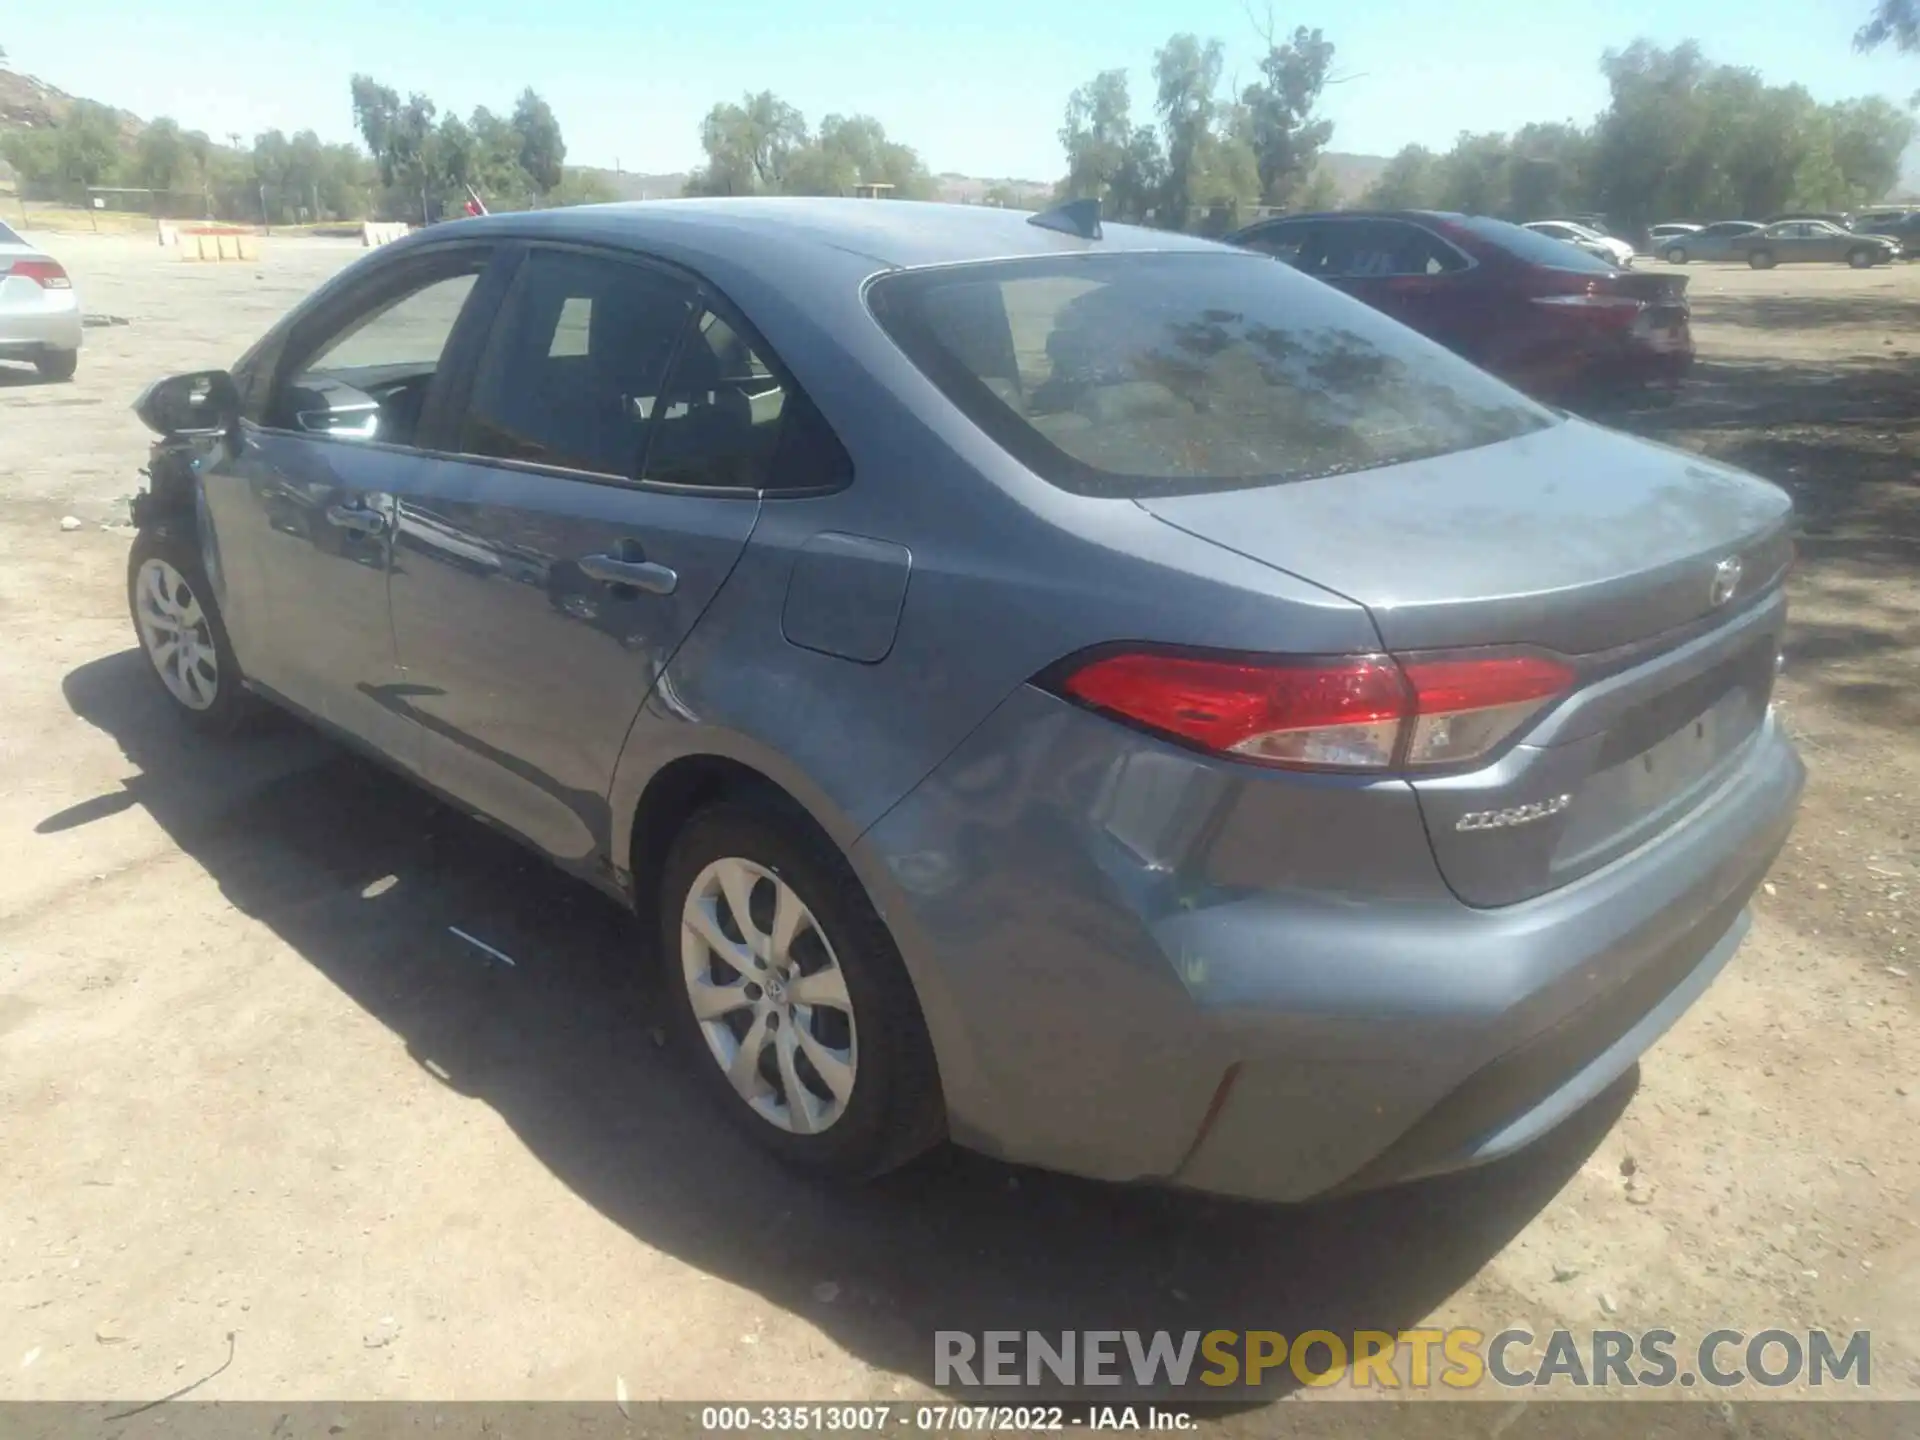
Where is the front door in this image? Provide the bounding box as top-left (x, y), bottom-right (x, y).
top-left (206, 247), bottom-right (500, 766)
top-left (385, 246), bottom-right (772, 864)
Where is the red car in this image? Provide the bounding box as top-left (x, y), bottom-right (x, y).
top-left (1227, 209), bottom-right (1692, 403)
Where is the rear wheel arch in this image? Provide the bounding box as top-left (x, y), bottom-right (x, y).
top-left (619, 746), bottom-right (979, 1140)
top-left (625, 753), bottom-right (832, 924)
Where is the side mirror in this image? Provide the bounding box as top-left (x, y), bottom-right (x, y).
top-left (133, 370), bottom-right (240, 439)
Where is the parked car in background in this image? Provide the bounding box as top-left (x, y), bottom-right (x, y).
top-left (1228, 210), bottom-right (1690, 401)
top-left (1763, 211), bottom-right (1853, 228)
top-left (1523, 220), bottom-right (1635, 268)
top-left (1850, 211), bottom-right (1920, 258)
top-left (0, 221), bottom-right (81, 382)
top-left (124, 196), bottom-right (1801, 1203)
top-left (1659, 221), bottom-right (1762, 264)
top-left (1732, 220), bottom-right (1896, 269)
top-left (1646, 223), bottom-right (1701, 253)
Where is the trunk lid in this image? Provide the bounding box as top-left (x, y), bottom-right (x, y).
top-left (1139, 418), bottom-right (1794, 905)
top-left (1136, 418), bottom-right (1789, 656)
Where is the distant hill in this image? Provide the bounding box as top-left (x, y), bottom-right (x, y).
top-left (0, 67), bottom-right (143, 141)
top-left (1318, 150), bottom-right (1389, 203)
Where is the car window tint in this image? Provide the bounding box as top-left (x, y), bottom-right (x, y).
top-left (271, 257), bottom-right (487, 447)
top-left (644, 306), bottom-right (849, 492)
top-left (1239, 222), bottom-right (1313, 265)
top-left (1373, 221), bottom-right (1468, 276)
top-left (1312, 220), bottom-right (1448, 278)
top-left (867, 251), bottom-right (1553, 500)
top-left (461, 250), bottom-right (694, 479)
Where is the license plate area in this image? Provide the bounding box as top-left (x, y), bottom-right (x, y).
top-left (1552, 640), bottom-right (1774, 875)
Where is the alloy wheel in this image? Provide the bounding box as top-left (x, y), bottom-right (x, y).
top-left (134, 557), bottom-right (219, 711)
top-left (681, 856), bottom-right (857, 1135)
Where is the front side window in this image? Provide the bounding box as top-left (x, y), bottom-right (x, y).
top-left (461, 250), bottom-right (695, 479)
top-left (269, 254), bottom-right (487, 447)
top-left (868, 251), bottom-right (1553, 499)
top-left (1239, 222), bottom-right (1313, 266)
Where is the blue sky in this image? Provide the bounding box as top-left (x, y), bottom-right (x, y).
top-left (5, 0), bottom-right (1917, 180)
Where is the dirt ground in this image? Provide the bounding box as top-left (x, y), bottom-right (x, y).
top-left (0, 234), bottom-right (1916, 1410)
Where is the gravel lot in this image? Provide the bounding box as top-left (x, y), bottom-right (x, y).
top-left (0, 233), bottom-right (1915, 1408)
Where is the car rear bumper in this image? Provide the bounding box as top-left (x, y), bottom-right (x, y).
top-left (0, 291), bottom-right (83, 355)
top-left (854, 685), bottom-right (1802, 1204)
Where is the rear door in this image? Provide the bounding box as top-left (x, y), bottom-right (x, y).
top-left (384, 244), bottom-right (769, 864)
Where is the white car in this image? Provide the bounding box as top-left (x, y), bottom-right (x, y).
top-left (0, 222), bottom-right (82, 381)
top-left (1523, 220), bottom-right (1634, 269)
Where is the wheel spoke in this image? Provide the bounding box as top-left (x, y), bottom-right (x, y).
top-left (775, 1026), bottom-right (816, 1135)
top-left (688, 973), bottom-right (752, 1021)
top-left (769, 882), bottom-right (806, 966)
top-left (726, 1012), bottom-right (773, 1102)
top-left (684, 897), bottom-right (753, 973)
top-left (788, 964), bottom-right (848, 1010)
top-left (795, 1023), bottom-right (855, 1102)
top-left (714, 858), bottom-right (761, 946)
top-left (149, 635), bottom-right (180, 671)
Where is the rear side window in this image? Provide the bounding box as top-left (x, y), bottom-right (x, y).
top-left (867, 251), bottom-right (1552, 499)
top-left (1451, 216), bottom-right (1618, 274)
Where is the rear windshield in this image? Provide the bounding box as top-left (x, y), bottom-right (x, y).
top-left (0, 222), bottom-right (23, 246)
top-left (1452, 216), bottom-right (1620, 273)
top-left (865, 251), bottom-right (1552, 498)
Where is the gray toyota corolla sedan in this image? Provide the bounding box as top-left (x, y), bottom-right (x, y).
top-left (126, 197), bottom-right (1803, 1201)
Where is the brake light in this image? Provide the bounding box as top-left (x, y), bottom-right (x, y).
top-left (1055, 650), bottom-right (1574, 772)
top-left (4, 258), bottom-right (71, 289)
top-left (1530, 291), bottom-right (1643, 310)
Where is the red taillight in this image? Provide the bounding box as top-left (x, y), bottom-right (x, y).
top-left (1056, 650), bottom-right (1574, 772)
top-left (5, 258), bottom-right (71, 289)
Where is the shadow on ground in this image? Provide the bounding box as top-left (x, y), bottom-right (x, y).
top-left (48, 648), bottom-right (1626, 1404)
top-left (1618, 351), bottom-right (1920, 737)
top-left (1685, 287), bottom-right (1920, 334)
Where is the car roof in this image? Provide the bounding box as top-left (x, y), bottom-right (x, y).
top-left (422, 197), bottom-right (1226, 272)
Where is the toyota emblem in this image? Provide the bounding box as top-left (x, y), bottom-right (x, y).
top-left (1710, 556), bottom-right (1743, 607)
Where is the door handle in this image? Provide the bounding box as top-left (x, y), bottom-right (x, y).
top-left (579, 553), bottom-right (678, 595)
top-left (325, 504), bottom-right (386, 535)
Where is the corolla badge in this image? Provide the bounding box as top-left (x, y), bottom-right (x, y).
top-left (1710, 555), bottom-right (1743, 607)
top-left (1456, 794), bottom-right (1573, 832)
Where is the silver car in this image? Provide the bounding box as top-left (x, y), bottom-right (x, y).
top-left (123, 198), bottom-right (1803, 1201)
top-left (1659, 221), bottom-right (1761, 264)
top-left (0, 222), bottom-right (81, 380)
top-left (1733, 220), bottom-right (1896, 269)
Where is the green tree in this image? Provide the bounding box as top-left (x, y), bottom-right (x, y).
top-left (1153, 33), bottom-right (1225, 231)
top-left (1856, 0), bottom-right (1920, 50)
top-left (1238, 18), bottom-right (1336, 207)
top-left (1293, 164), bottom-right (1340, 212)
top-left (1362, 144), bottom-right (1442, 207)
top-left (511, 88), bottom-right (565, 194)
top-left (134, 117), bottom-right (187, 191)
top-left (52, 100), bottom-right (124, 187)
top-left (1506, 121), bottom-right (1590, 219)
top-left (686, 90), bottom-right (808, 195)
top-left (1059, 69), bottom-right (1138, 207)
top-left (549, 169), bottom-right (616, 206)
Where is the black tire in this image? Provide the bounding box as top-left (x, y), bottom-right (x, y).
top-left (35, 349), bottom-right (77, 382)
top-left (660, 799), bottom-right (944, 1179)
top-left (1664, 246), bottom-right (1688, 264)
top-left (1747, 249), bottom-right (1776, 270)
top-left (1846, 247), bottom-right (1877, 269)
top-left (126, 521), bottom-right (258, 736)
